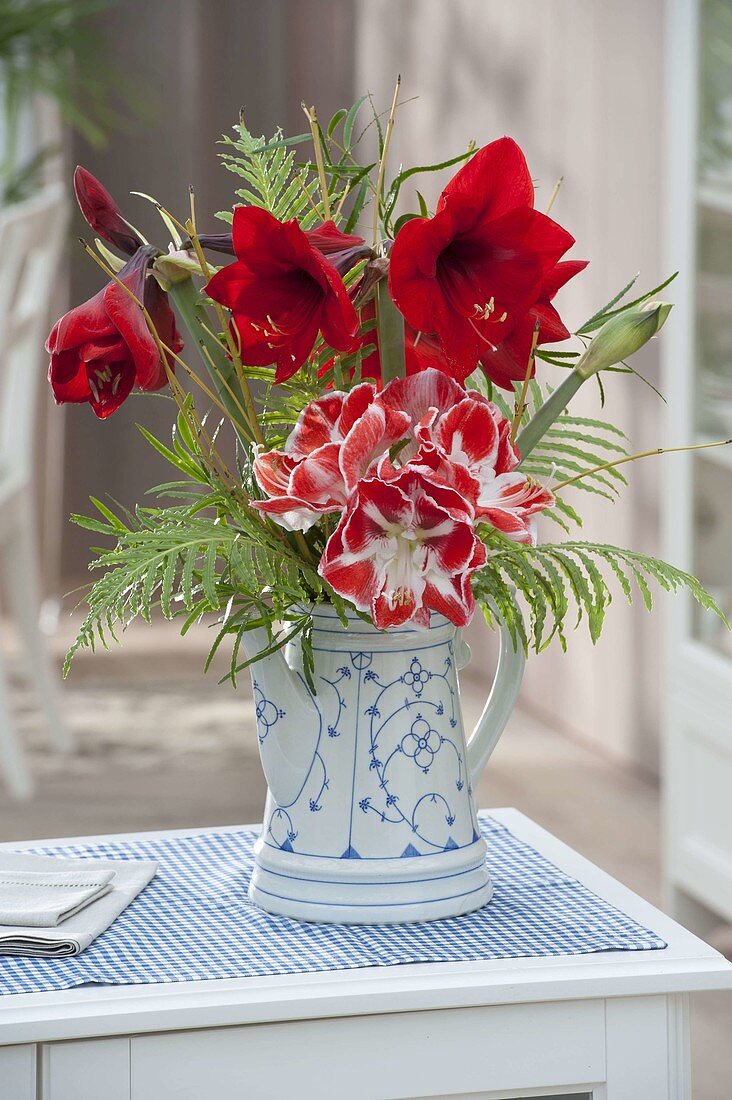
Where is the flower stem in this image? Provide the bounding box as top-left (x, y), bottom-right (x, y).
top-left (372, 75), bottom-right (401, 247)
top-left (553, 437), bottom-right (732, 491)
top-left (510, 317), bottom-right (540, 442)
top-left (182, 209), bottom-right (265, 447)
top-left (302, 103), bottom-right (331, 220)
top-left (515, 368), bottom-right (585, 461)
top-left (376, 275), bottom-right (406, 383)
top-left (168, 277), bottom-right (254, 445)
top-left (545, 176), bottom-right (564, 215)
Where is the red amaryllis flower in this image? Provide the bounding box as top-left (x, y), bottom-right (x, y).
top-left (47, 247), bottom-right (182, 419)
top-left (205, 207), bottom-right (360, 383)
top-left (389, 137), bottom-right (575, 380)
top-left (320, 467), bottom-right (487, 629)
top-left (252, 383), bottom-right (409, 531)
top-left (74, 166), bottom-right (144, 256)
top-left (197, 220), bottom-right (372, 277)
top-left (481, 259), bottom-right (588, 389)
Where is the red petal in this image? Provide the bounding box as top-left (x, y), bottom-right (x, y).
top-left (48, 349), bottom-right (90, 403)
top-left (253, 450), bottom-right (296, 496)
top-left (273, 317), bottom-right (322, 382)
top-left (319, 524), bottom-right (380, 612)
top-left (389, 213), bottom-right (456, 334)
top-left (253, 497), bottom-right (336, 532)
top-left (305, 221), bottom-right (366, 255)
top-left (434, 399), bottom-right (500, 468)
top-left (47, 287), bottom-right (111, 353)
top-left (287, 392), bottom-right (347, 455)
top-left (423, 574), bottom-right (473, 627)
top-left (341, 479), bottom-right (413, 554)
top-left (378, 368), bottom-right (466, 426)
top-left (372, 590), bottom-right (420, 629)
top-left (541, 258), bottom-right (588, 300)
top-left (87, 361), bottom-right (136, 419)
top-left (289, 442), bottom-right (346, 505)
top-left (315, 251), bottom-right (360, 352)
top-left (438, 137), bottom-right (535, 221)
top-left (478, 507), bottom-right (533, 543)
top-left (144, 277), bottom-right (183, 385)
top-left (103, 281), bottom-right (160, 389)
top-left (338, 383), bottom-right (377, 436)
top-left (230, 206), bottom-right (317, 274)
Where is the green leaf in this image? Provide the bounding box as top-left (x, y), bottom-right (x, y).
top-left (343, 176), bottom-right (371, 234)
top-left (578, 272), bottom-right (678, 335)
top-left (343, 94), bottom-right (368, 149)
top-left (89, 497), bottom-right (127, 533)
top-left (383, 147), bottom-right (474, 225)
top-left (129, 191), bottom-right (182, 248)
top-left (393, 211), bottom-right (420, 234)
top-left (327, 108), bottom-right (347, 137)
top-left (137, 424), bottom-right (204, 480)
top-left (416, 191), bottom-right (430, 218)
top-left (579, 273), bottom-right (640, 332)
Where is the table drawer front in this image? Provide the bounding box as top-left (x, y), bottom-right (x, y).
top-left (0, 1044), bottom-right (35, 1099)
top-left (129, 1001), bottom-right (605, 1100)
top-left (40, 1038), bottom-right (130, 1100)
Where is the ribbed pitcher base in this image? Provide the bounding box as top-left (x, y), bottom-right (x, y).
top-left (248, 837), bottom-right (493, 924)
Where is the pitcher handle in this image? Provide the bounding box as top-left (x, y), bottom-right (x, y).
top-left (465, 613), bottom-right (525, 787)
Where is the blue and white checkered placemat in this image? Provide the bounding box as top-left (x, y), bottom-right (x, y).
top-left (0, 814), bottom-right (665, 995)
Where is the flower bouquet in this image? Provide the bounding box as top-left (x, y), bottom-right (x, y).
top-left (49, 88), bottom-right (727, 923)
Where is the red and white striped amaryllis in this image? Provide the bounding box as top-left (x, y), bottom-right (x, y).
top-left (252, 383), bottom-right (409, 531)
top-left (319, 467), bottom-right (487, 629)
top-left (253, 367), bottom-right (553, 626)
top-left (382, 368), bottom-right (553, 544)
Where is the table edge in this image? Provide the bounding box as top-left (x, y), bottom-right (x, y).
top-left (0, 807), bottom-right (730, 1045)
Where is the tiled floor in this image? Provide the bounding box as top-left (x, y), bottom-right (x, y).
top-left (0, 620), bottom-right (729, 1096)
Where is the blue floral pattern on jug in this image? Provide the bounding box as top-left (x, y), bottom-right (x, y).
top-left (256, 633), bottom-right (480, 861)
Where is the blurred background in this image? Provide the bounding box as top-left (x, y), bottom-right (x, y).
top-left (0, 0), bottom-right (731, 1093)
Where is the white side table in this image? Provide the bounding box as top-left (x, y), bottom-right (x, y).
top-left (0, 808), bottom-right (730, 1100)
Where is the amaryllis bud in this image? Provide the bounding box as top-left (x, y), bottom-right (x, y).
top-left (74, 166), bottom-right (144, 256)
top-left (152, 249), bottom-right (210, 290)
top-left (577, 301), bottom-right (673, 379)
top-left (194, 233), bottom-right (235, 255)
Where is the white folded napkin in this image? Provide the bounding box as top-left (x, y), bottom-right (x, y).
top-left (0, 860), bottom-right (115, 927)
top-left (0, 851), bottom-right (157, 957)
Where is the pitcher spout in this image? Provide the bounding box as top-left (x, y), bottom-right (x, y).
top-left (242, 627), bottom-right (321, 808)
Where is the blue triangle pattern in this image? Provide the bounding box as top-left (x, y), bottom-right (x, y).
top-left (280, 839), bottom-right (294, 852)
top-left (444, 837), bottom-right (458, 850)
top-left (341, 845), bottom-right (361, 859)
top-left (401, 843), bottom-right (422, 858)
top-left (471, 828), bottom-right (480, 843)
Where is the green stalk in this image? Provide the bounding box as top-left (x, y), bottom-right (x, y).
top-left (169, 278), bottom-right (252, 444)
top-left (515, 369), bottom-right (585, 462)
top-left (376, 277), bottom-right (406, 383)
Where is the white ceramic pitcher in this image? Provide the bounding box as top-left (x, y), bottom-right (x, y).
top-left (244, 605), bottom-right (524, 924)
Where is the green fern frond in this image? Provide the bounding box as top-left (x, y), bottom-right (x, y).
top-left (217, 124), bottom-right (325, 228)
top-left (65, 497), bottom-right (329, 686)
top-left (474, 539), bottom-right (726, 654)
top-left (482, 379), bottom-right (632, 524)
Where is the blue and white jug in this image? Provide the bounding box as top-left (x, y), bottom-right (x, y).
top-left (243, 605), bottom-right (524, 924)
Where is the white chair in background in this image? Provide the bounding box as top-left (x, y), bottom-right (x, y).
top-left (0, 184), bottom-right (71, 798)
